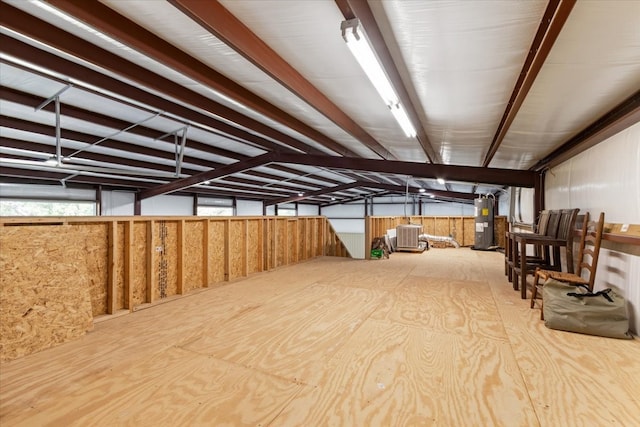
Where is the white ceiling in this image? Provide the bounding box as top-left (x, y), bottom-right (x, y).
top-left (0, 0), bottom-right (638, 205)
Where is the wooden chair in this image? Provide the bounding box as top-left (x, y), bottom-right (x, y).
top-left (512, 208), bottom-right (579, 299)
top-left (508, 209), bottom-right (561, 292)
top-left (531, 212), bottom-right (605, 319)
top-left (504, 210), bottom-right (552, 283)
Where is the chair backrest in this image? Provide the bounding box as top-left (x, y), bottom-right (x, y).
top-left (556, 209), bottom-right (580, 241)
top-left (545, 210), bottom-right (561, 237)
top-left (576, 212), bottom-right (605, 290)
top-left (535, 210), bottom-right (551, 236)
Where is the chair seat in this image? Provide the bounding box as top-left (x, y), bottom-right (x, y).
top-left (536, 269), bottom-right (588, 285)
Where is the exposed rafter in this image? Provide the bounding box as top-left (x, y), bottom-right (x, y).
top-left (532, 89), bottom-right (640, 171)
top-left (41, 0), bottom-right (365, 158)
top-left (482, 0), bottom-right (577, 167)
top-left (0, 4), bottom-right (354, 157)
top-left (168, 0), bottom-right (393, 160)
top-left (138, 151), bottom-right (537, 200)
top-left (335, 0), bottom-right (440, 164)
top-left (0, 85), bottom-right (342, 188)
top-left (268, 181), bottom-right (476, 206)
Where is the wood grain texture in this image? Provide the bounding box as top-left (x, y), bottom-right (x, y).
top-left (274, 320), bottom-right (537, 427)
top-left (1, 249), bottom-right (638, 425)
top-left (183, 220), bottom-right (203, 292)
top-left (0, 226), bottom-right (93, 361)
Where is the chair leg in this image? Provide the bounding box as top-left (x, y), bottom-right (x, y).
top-left (531, 270), bottom-right (540, 309)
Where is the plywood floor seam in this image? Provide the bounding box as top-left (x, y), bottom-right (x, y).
top-left (1, 249), bottom-right (639, 426)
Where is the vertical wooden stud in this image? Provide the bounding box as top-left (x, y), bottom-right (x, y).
top-left (242, 219), bottom-right (248, 277)
top-left (177, 219), bottom-right (184, 294)
top-left (107, 220), bottom-right (118, 314)
top-left (224, 219), bottom-right (230, 281)
top-left (146, 220), bottom-right (156, 304)
top-left (124, 220), bottom-right (133, 311)
top-left (203, 219), bottom-right (210, 287)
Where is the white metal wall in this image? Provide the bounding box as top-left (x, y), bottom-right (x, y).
top-left (236, 199), bottom-right (263, 216)
top-left (102, 190), bottom-right (135, 215)
top-left (545, 122), bottom-right (640, 334)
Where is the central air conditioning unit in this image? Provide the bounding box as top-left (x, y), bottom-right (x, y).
top-left (396, 224), bottom-right (424, 252)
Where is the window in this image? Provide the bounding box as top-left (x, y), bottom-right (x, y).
top-left (0, 199), bottom-right (96, 216)
top-left (197, 206), bottom-right (234, 216)
top-left (276, 204), bottom-right (297, 216)
top-left (197, 197), bottom-right (235, 216)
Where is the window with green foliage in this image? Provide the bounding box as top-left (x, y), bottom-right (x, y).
top-left (0, 199), bottom-right (96, 216)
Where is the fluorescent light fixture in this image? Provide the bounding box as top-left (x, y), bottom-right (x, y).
top-left (430, 194), bottom-right (435, 198)
top-left (418, 188), bottom-right (426, 193)
top-left (298, 192), bottom-right (304, 197)
top-left (437, 178), bottom-right (446, 185)
top-left (341, 19), bottom-right (397, 106)
top-left (341, 18), bottom-right (417, 138)
top-left (389, 103), bottom-right (417, 138)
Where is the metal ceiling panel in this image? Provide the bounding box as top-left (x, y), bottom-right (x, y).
top-left (372, 0), bottom-right (548, 166)
top-left (218, 0), bottom-right (428, 162)
top-left (100, 0), bottom-right (381, 158)
top-left (494, 0), bottom-right (640, 169)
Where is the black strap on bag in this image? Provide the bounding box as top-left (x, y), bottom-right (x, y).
top-left (567, 287), bottom-right (614, 303)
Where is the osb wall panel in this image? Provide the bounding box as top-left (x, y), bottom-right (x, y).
top-left (159, 221), bottom-right (178, 299)
top-left (74, 223), bottom-right (108, 316)
top-left (132, 222), bottom-right (148, 307)
top-left (366, 216), bottom-right (508, 249)
top-left (208, 220), bottom-right (226, 286)
top-left (0, 225), bottom-right (93, 361)
top-left (184, 221), bottom-right (204, 292)
top-left (276, 219), bottom-right (286, 268)
top-left (287, 220), bottom-right (297, 264)
top-left (463, 218), bottom-right (476, 246)
top-left (495, 217), bottom-right (506, 248)
top-left (268, 219), bottom-right (277, 269)
top-left (116, 222), bottom-right (125, 310)
top-left (316, 220), bottom-right (329, 256)
top-left (228, 220), bottom-right (245, 281)
top-left (247, 220), bottom-right (261, 275)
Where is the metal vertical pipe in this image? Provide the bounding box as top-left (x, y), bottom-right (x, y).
top-left (55, 95), bottom-right (61, 165)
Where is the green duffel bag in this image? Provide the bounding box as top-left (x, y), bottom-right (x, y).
top-left (543, 279), bottom-right (633, 339)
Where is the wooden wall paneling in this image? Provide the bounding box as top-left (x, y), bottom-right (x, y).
top-left (277, 219), bottom-right (286, 267)
top-left (115, 222), bottom-right (125, 311)
top-left (247, 219), bottom-right (261, 274)
top-left (435, 217), bottom-right (449, 237)
top-left (291, 219), bottom-right (298, 263)
top-left (124, 220), bottom-right (133, 310)
top-left (226, 219), bottom-right (246, 280)
top-left (176, 219), bottom-right (184, 295)
top-left (74, 223), bottom-right (108, 317)
top-left (243, 219), bottom-right (249, 277)
top-left (132, 222), bottom-right (147, 307)
top-left (463, 218), bottom-right (475, 246)
top-left (0, 224), bottom-right (93, 361)
top-left (209, 220), bottom-right (226, 285)
top-left (146, 220), bottom-right (155, 304)
top-left (107, 220), bottom-right (117, 315)
top-left (224, 219), bottom-right (231, 281)
top-left (163, 221), bottom-right (178, 299)
top-left (202, 219), bottom-right (210, 288)
top-left (258, 218), bottom-right (265, 272)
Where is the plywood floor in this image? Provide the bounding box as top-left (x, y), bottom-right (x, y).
top-left (1, 249), bottom-right (639, 426)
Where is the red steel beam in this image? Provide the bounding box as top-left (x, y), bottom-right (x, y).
top-left (170, 0), bottom-right (393, 160)
top-left (483, 0), bottom-right (577, 166)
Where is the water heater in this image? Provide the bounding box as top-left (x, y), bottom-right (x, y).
top-left (474, 196), bottom-right (494, 250)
